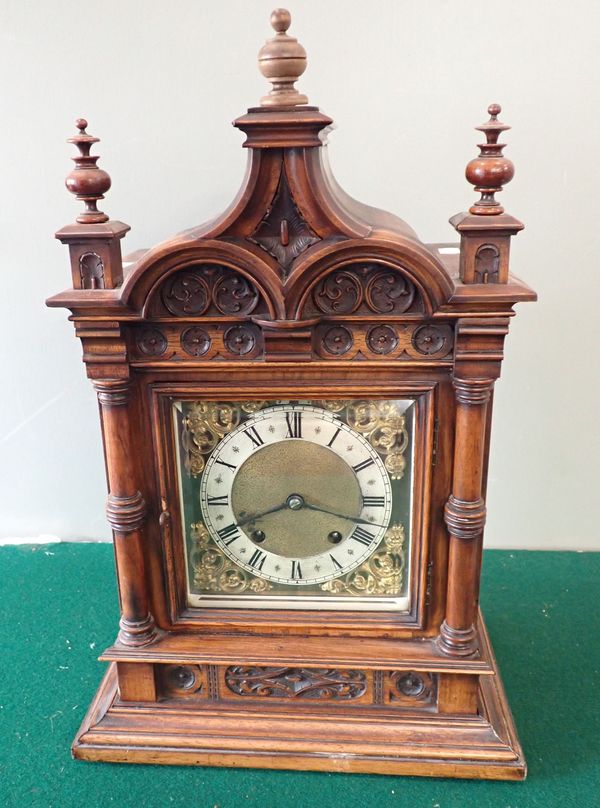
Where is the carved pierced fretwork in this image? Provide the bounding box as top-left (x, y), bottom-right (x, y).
top-left (306, 262), bottom-right (423, 318)
top-left (224, 667), bottom-right (367, 700)
top-left (79, 251), bottom-right (105, 289)
top-left (474, 244), bottom-right (500, 283)
top-left (157, 264), bottom-right (263, 317)
top-left (249, 171), bottom-right (319, 275)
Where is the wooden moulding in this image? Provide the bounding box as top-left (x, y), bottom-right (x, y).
top-left (73, 611), bottom-right (525, 780)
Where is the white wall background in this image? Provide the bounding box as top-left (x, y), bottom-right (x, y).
top-left (1, 0), bottom-right (598, 549)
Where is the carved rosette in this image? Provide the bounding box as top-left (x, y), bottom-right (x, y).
top-left (224, 666), bottom-right (367, 700)
top-left (412, 324), bottom-right (453, 356)
top-left (136, 326), bottom-right (168, 356)
top-left (321, 325), bottom-right (353, 355)
top-left (181, 326), bottom-right (211, 357)
top-left (367, 325), bottom-right (398, 355)
top-left (224, 324), bottom-right (260, 355)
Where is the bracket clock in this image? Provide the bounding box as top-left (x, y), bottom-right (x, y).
top-left (47, 9), bottom-right (536, 779)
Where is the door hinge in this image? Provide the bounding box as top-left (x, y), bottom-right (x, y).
top-left (432, 417), bottom-right (440, 466)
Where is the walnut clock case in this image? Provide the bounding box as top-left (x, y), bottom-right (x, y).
top-left (47, 9), bottom-right (536, 780)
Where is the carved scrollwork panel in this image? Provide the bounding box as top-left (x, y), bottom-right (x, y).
top-left (155, 264), bottom-right (266, 318)
top-left (304, 261), bottom-right (423, 318)
top-left (162, 269), bottom-right (211, 316)
top-left (213, 269), bottom-right (260, 315)
top-left (365, 269), bottom-right (416, 314)
top-left (224, 666), bottom-right (367, 700)
top-left (313, 271), bottom-right (362, 314)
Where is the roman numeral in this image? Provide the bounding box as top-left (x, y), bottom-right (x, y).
top-left (327, 427), bottom-right (341, 447)
top-left (350, 526), bottom-right (376, 547)
top-left (217, 523), bottom-right (240, 546)
top-left (248, 548), bottom-right (266, 571)
top-left (291, 560), bottom-right (303, 579)
top-left (353, 458), bottom-right (375, 473)
top-left (285, 411), bottom-right (302, 438)
top-left (215, 458), bottom-right (237, 471)
top-left (207, 495), bottom-right (228, 506)
top-left (244, 426), bottom-right (264, 448)
top-left (329, 554), bottom-right (343, 570)
top-left (363, 496), bottom-right (385, 507)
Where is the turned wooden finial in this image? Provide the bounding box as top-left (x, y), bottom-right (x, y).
top-left (258, 8), bottom-right (308, 107)
top-left (465, 104), bottom-right (514, 215)
top-left (65, 118), bottom-right (112, 224)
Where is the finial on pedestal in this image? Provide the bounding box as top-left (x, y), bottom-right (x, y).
top-left (65, 119), bottom-right (112, 224)
top-left (465, 104), bottom-right (514, 215)
top-left (258, 9), bottom-right (308, 107)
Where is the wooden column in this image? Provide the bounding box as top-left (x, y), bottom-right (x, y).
top-left (94, 378), bottom-right (157, 647)
top-left (438, 318), bottom-right (508, 657)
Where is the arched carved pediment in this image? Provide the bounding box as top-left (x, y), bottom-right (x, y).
top-left (120, 241), bottom-right (281, 319)
top-left (287, 239), bottom-right (454, 320)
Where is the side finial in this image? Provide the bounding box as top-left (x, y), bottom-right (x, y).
top-left (65, 119), bottom-right (112, 224)
top-left (258, 9), bottom-right (308, 107)
top-left (465, 104), bottom-right (514, 215)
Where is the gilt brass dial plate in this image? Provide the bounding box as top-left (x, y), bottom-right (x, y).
top-left (173, 399), bottom-right (415, 611)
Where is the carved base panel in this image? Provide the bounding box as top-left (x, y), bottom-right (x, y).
top-left (73, 614), bottom-right (524, 779)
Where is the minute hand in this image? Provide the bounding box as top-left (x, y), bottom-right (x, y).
top-left (302, 501), bottom-right (389, 529)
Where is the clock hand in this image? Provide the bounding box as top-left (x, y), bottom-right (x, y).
top-left (237, 501), bottom-right (288, 527)
top-left (301, 500), bottom-right (389, 529)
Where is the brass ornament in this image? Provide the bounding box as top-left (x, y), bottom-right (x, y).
top-left (181, 402), bottom-right (243, 477)
top-left (190, 522), bottom-right (273, 593)
top-left (320, 523), bottom-right (405, 596)
top-left (346, 400), bottom-right (409, 480)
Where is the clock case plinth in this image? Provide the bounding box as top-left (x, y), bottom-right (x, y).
top-left (47, 16), bottom-right (536, 780)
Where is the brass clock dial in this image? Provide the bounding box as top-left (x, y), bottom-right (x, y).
top-left (199, 405), bottom-right (392, 586)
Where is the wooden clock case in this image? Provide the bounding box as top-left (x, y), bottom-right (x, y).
top-left (47, 10), bottom-right (536, 780)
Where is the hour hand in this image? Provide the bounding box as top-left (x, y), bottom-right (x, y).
top-left (237, 501), bottom-right (288, 527)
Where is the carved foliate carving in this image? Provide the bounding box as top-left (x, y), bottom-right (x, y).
top-left (474, 244), bottom-right (501, 283)
top-left (249, 171), bottom-right (319, 275)
top-left (157, 265), bottom-right (263, 318)
top-left (79, 252), bottom-right (105, 289)
top-left (224, 666), bottom-right (367, 700)
top-left (306, 263), bottom-right (423, 318)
